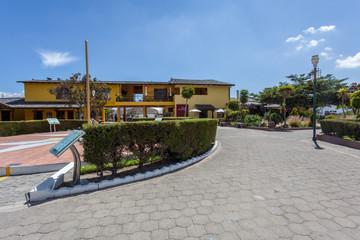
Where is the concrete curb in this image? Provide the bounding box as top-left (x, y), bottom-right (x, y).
top-left (26, 141), bottom-right (219, 202)
top-left (0, 162), bottom-right (71, 177)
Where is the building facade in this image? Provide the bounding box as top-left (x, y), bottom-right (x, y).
top-left (0, 78), bottom-right (234, 121)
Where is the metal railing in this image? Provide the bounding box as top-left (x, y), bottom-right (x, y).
top-left (116, 95), bottom-right (174, 102)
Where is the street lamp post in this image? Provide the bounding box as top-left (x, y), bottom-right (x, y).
top-left (311, 55), bottom-right (319, 142)
top-left (92, 90), bottom-right (96, 120)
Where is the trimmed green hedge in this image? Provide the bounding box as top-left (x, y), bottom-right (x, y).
top-left (132, 117), bottom-right (192, 122)
top-left (320, 119), bottom-right (360, 141)
top-left (0, 120), bottom-right (87, 137)
top-left (82, 119), bottom-right (217, 175)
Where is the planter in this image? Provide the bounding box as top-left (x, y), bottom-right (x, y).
top-left (317, 134), bottom-right (360, 150)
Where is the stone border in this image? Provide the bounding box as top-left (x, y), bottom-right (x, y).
top-left (317, 134), bottom-right (360, 150)
top-left (26, 141), bottom-right (219, 202)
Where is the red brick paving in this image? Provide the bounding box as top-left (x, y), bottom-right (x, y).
top-left (0, 131), bottom-right (84, 167)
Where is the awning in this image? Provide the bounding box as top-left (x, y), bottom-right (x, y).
top-left (195, 104), bottom-right (216, 111)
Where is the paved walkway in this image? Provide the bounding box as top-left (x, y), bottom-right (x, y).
top-left (1, 128), bottom-right (360, 239)
top-left (0, 131), bottom-right (82, 167)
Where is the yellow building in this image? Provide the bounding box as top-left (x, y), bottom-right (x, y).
top-left (0, 78), bottom-right (234, 121)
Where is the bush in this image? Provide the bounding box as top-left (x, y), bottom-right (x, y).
top-left (227, 99), bottom-right (240, 111)
top-left (82, 119), bottom-right (217, 175)
top-left (290, 108), bottom-right (299, 116)
top-left (270, 112), bottom-right (282, 124)
top-left (320, 119), bottom-right (360, 141)
top-left (0, 120), bottom-right (87, 137)
top-left (244, 114), bottom-right (261, 126)
top-left (325, 115), bottom-right (337, 119)
top-left (287, 116), bottom-right (301, 127)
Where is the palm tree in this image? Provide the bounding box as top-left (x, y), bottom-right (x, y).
top-left (337, 88), bottom-right (350, 117)
top-left (277, 85), bottom-right (294, 126)
top-left (181, 87), bottom-right (195, 117)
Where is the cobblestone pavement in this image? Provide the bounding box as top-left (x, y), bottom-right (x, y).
top-left (0, 172), bottom-right (54, 207)
top-left (1, 128), bottom-right (360, 239)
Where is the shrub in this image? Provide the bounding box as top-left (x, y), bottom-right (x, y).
top-left (287, 116), bottom-right (301, 127)
top-left (244, 114), bottom-right (261, 126)
top-left (270, 112), bottom-right (282, 124)
top-left (290, 108), bottom-right (299, 116)
top-left (227, 99), bottom-right (240, 111)
top-left (320, 119), bottom-right (360, 141)
top-left (82, 119), bottom-right (217, 175)
top-left (0, 120), bottom-right (86, 137)
top-left (325, 115), bottom-right (337, 119)
top-left (302, 117), bottom-right (311, 127)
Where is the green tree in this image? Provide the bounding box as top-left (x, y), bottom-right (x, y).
top-left (227, 99), bottom-right (240, 111)
top-left (181, 87), bottom-right (195, 116)
top-left (49, 73), bottom-right (111, 119)
top-left (240, 89), bottom-right (249, 105)
top-left (277, 85), bottom-right (294, 126)
top-left (259, 87), bottom-right (281, 105)
top-left (350, 90), bottom-right (360, 114)
top-left (337, 88), bottom-right (350, 117)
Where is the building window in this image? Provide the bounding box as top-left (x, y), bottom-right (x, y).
top-left (56, 89), bottom-right (70, 100)
top-left (173, 88), bottom-right (180, 95)
top-left (195, 88), bottom-right (207, 95)
top-left (154, 89), bottom-right (168, 100)
top-left (34, 111), bottom-right (43, 120)
top-left (67, 111), bottom-right (74, 119)
top-left (168, 107), bottom-right (173, 113)
top-left (56, 111), bottom-right (65, 119)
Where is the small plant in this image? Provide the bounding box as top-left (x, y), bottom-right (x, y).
top-left (270, 112), bottom-right (282, 124)
top-left (116, 95), bottom-right (124, 101)
top-left (244, 114), bottom-right (261, 126)
top-left (287, 116), bottom-right (301, 127)
top-left (290, 108), bottom-right (299, 116)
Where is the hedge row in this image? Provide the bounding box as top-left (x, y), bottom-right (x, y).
top-left (132, 117), bottom-right (192, 122)
top-left (82, 119), bottom-right (217, 175)
top-left (0, 120), bottom-right (87, 137)
top-left (320, 119), bottom-right (360, 141)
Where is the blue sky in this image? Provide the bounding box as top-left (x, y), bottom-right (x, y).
top-left (1, 0), bottom-right (360, 98)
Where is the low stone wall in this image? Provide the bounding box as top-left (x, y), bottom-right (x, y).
top-left (317, 134), bottom-right (360, 150)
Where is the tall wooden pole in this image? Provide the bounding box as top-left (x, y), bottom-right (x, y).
top-left (85, 40), bottom-right (90, 124)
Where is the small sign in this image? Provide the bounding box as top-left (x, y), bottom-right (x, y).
top-left (155, 118), bottom-right (163, 121)
top-left (49, 130), bottom-right (85, 157)
top-left (47, 118), bottom-right (60, 124)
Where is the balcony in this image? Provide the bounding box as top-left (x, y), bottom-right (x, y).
top-left (116, 94), bottom-right (174, 102)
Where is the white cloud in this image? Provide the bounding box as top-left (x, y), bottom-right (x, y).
top-left (307, 40), bottom-right (319, 48)
top-left (318, 25), bottom-right (336, 32)
top-left (296, 45), bottom-right (303, 51)
top-left (286, 34), bottom-right (303, 42)
top-left (320, 51), bottom-right (333, 60)
top-left (0, 91), bottom-right (24, 98)
top-left (38, 50), bottom-right (79, 67)
top-left (303, 25), bottom-right (336, 34)
top-left (325, 47), bottom-right (332, 51)
top-left (336, 52), bottom-right (360, 69)
top-left (304, 27), bottom-right (316, 34)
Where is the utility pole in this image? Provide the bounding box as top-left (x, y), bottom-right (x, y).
top-left (85, 40), bottom-right (90, 124)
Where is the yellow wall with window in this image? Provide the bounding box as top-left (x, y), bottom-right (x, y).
top-left (174, 85), bottom-right (230, 118)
